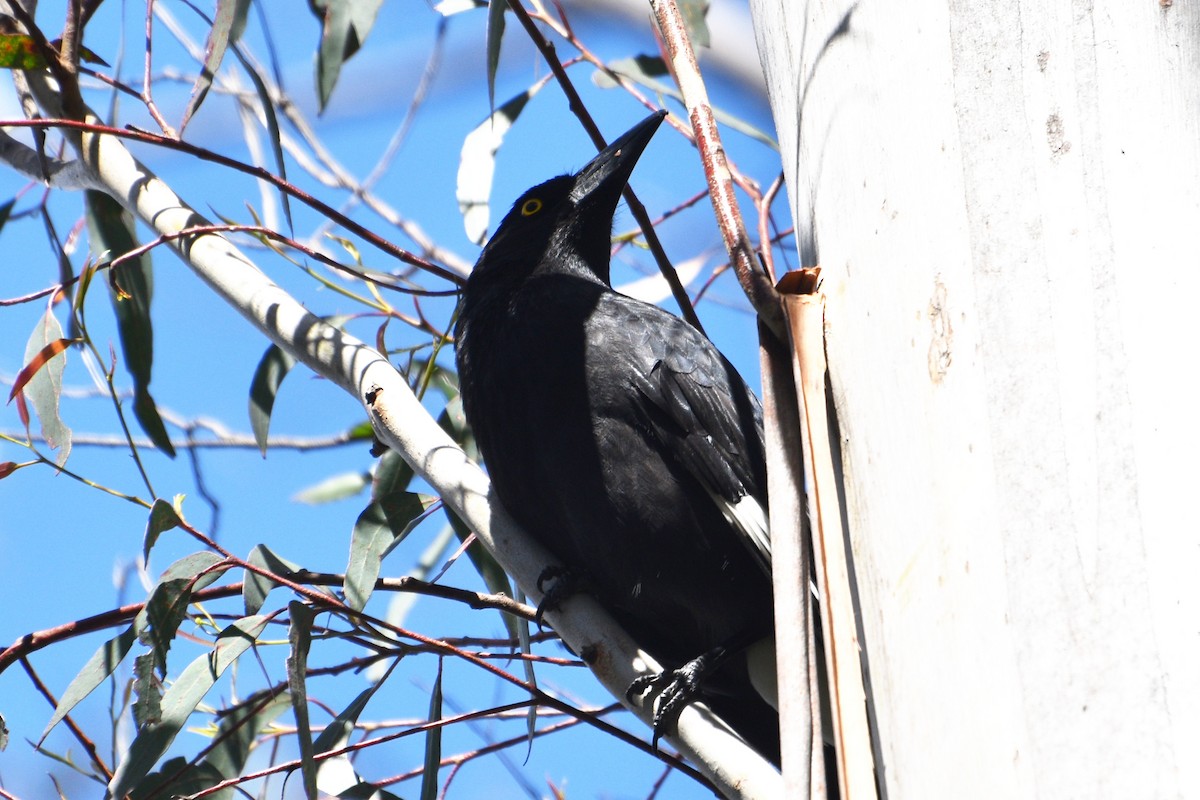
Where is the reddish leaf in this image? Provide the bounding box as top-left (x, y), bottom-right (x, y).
top-left (0, 34), bottom-right (44, 70)
top-left (0, 462), bottom-right (17, 479)
top-left (14, 391), bottom-right (29, 429)
top-left (0, 35), bottom-right (108, 70)
top-left (8, 338), bottom-right (74, 403)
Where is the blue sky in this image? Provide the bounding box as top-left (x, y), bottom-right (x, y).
top-left (0, 2), bottom-right (788, 797)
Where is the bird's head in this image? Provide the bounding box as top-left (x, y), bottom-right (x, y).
top-left (471, 110), bottom-right (666, 288)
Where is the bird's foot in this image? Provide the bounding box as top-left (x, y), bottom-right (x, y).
top-left (534, 565), bottom-right (582, 628)
top-left (626, 652), bottom-right (716, 750)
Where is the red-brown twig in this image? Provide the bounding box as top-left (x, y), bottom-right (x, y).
top-left (0, 574), bottom-right (540, 676)
top-left (649, 0), bottom-right (785, 341)
top-left (20, 656), bottom-right (114, 781)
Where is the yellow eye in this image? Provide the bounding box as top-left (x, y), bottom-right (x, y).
top-left (520, 198), bottom-right (543, 216)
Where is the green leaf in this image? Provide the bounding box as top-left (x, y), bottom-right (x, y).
top-left (40, 208), bottom-right (77, 339)
top-left (312, 685), bottom-right (376, 755)
top-left (313, 684), bottom-right (380, 795)
top-left (344, 420), bottom-right (377, 441)
top-left (438, 394), bottom-right (478, 461)
top-left (677, 0), bottom-right (711, 48)
top-left (292, 470), bottom-right (371, 505)
top-left (0, 33), bottom-right (47, 69)
top-left (457, 84), bottom-right (545, 244)
top-left (143, 497), bottom-right (183, 562)
top-left (310, 0), bottom-right (385, 110)
top-left (129, 757), bottom-right (224, 800)
top-left (485, 0), bottom-right (505, 111)
top-left (516, 588), bottom-right (538, 755)
top-left (243, 544), bottom-right (301, 615)
top-left (594, 56), bottom-right (780, 151)
top-left (410, 357), bottom-right (460, 402)
top-left (143, 551), bottom-right (230, 675)
top-left (143, 578), bottom-right (198, 676)
top-left (201, 689), bottom-right (292, 789)
top-left (108, 615), bottom-right (269, 800)
top-left (87, 190), bottom-right (176, 457)
top-left (132, 652), bottom-right (162, 729)
top-left (0, 198), bottom-right (14, 234)
top-left (20, 309), bottom-right (71, 466)
top-left (591, 53), bottom-right (669, 87)
top-left (371, 448), bottom-right (414, 500)
top-left (248, 343), bottom-right (297, 456)
top-left (444, 507), bottom-right (516, 640)
top-left (180, 0), bottom-right (252, 132)
top-left (160, 550), bottom-right (229, 586)
top-left (230, 47), bottom-right (294, 232)
top-left (133, 388), bottom-right (174, 458)
top-left (40, 622), bottom-right (142, 742)
top-left (419, 659), bottom-right (443, 800)
top-left (376, 524), bottom-right (456, 641)
top-left (346, 492), bottom-right (436, 610)
top-left (288, 602), bottom-right (318, 800)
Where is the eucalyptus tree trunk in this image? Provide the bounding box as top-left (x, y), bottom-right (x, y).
top-left (748, 1), bottom-right (1199, 797)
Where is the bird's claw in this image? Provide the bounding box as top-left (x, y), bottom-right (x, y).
top-left (627, 658), bottom-right (707, 750)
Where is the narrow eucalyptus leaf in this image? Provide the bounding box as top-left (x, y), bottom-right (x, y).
top-left (244, 544), bottom-right (301, 615)
top-left (457, 85), bottom-right (545, 244)
top-left (289, 602), bottom-right (318, 800)
top-left (419, 660), bottom-right (444, 800)
top-left (40, 621), bottom-right (141, 742)
top-left (180, 0), bottom-right (253, 132)
top-left (202, 689), bottom-right (292, 785)
top-left (21, 309), bottom-right (71, 466)
top-left (346, 492), bottom-right (434, 610)
top-left (143, 498), bottom-right (182, 561)
top-left (108, 616), bottom-right (269, 800)
top-left (87, 191), bottom-right (175, 456)
top-left (248, 344), bottom-right (297, 456)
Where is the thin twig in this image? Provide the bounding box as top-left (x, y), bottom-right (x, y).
top-left (142, 0), bottom-right (177, 135)
top-left (3, 429), bottom-right (359, 450)
top-left (649, 0), bottom-right (785, 341)
top-left (505, 0), bottom-right (706, 334)
top-left (758, 171), bottom-right (787, 283)
top-left (20, 657), bottom-right (114, 781)
top-left (0, 574), bottom-right (540, 675)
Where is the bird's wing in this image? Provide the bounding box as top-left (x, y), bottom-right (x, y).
top-left (605, 295), bottom-right (772, 570)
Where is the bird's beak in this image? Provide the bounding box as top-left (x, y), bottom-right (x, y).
top-left (570, 110), bottom-right (667, 206)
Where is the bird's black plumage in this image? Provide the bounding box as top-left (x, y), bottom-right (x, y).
top-left (454, 111), bottom-right (778, 763)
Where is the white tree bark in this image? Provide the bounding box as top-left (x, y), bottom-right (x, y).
top-left (748, 1), bottom-right (1199, 797)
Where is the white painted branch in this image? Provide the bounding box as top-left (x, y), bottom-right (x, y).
top-left (0, 129), bottom-right (99, 190)
top-left (749, 0), bottom-right (1199, 797)
top-left (18, 73), bottom-right (783, 799)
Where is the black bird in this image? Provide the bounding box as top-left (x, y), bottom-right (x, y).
top-left (454, 111), bottom-right (778, 764)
